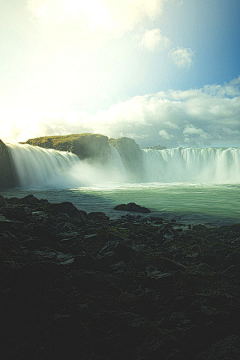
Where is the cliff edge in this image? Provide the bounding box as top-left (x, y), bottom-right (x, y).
top-left (0, 140), bottom-right (17, 188)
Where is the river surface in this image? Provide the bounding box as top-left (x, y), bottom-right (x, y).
top-left (1, 182), bottom-right (240, 226)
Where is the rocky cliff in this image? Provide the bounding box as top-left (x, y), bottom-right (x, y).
top-left (0, 140), bottom-right (17, 189)
top-left (27, 134), bottom-right (145, 180)
top-left (1, 134), bottom-right (145, 189)
top-left (109, 137), bottom-right (144, 181)
top-left (26, 133), bottom-right (111, 164)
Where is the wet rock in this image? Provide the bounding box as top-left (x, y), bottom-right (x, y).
top-left (47, 202), bottom-right (86, 221)
top-left (18, 194), bottom-right (45, 205)
top-left (1, 205), bottom-right (32, 222)
top-left (0, 214), bottom-right (22, 231)
top-left (71, 253), bottom-right (96, 270)
top-left (32, 210), bottom-right (50, 222)
top-left (100, 241), bottom-right (136, 262)
top-left (114, 202), bottom-right (151, 213)
top-left (145, 272), bottom-right (175, 289)
top-left (0, 195), bottom-right (5, 206)
top-left (87, 212), bottom-right (109, 221)
top-left (0, 231), bottom-right (19, 249)
top-left (30, 224), bottom-right (60, 243)
top-left (156, 257), bottom-right (186, 271)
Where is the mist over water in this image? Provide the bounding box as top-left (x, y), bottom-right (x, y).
top-left (5, 143), bottom-right (240, 225)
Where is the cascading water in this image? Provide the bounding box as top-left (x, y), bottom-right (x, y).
top-left (7, 143), bottom-right (80, 188)
top-left (6, 143), bottom-right (129, 188)
top-left (110, 145), bottom-right (128, 180)
top-left (142, 147), bottom-right (240, 183)
top-left (6, 143), bottom-right (240, 188)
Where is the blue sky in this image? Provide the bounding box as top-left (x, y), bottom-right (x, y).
top-left (0, 0), bottom-right (240, 147)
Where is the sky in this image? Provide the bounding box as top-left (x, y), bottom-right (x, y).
top-left (0, 0), bottom-right (240, 148)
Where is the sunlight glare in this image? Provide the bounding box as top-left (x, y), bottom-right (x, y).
top-left (63, 0), bottom-right (110, 27)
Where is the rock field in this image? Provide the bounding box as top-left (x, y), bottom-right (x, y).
top-left (1, 194), bottom-right (240, 359)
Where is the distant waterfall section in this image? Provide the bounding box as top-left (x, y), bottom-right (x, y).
top-left (7, 143), bottom-right (80, 188)
top-left (142, 147), bottom-right (240, 183)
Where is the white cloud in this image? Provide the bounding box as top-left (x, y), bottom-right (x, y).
top-left (222, 127), bottom-right (240, 135)
top-left (140, 29), bottom-right (170, 51)
top-left (169, 47), bottom-right (194, 68)
top-left (159, 129), bottom-right (174, 140)
top-left (165, 121), bottom-right (179, 129)
top-left (119, 133), bottom-right (149, 140)
top-left (1, 77), bottom-right (240, 148)
top-left (183, 125), bottom-right (211, 139)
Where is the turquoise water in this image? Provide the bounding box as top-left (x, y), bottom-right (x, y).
top-left (1, 182), bottom-right (240, 226)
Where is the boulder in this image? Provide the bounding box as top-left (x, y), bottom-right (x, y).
top-left (114, 202), bottom-right (151, 213)
top-left (47, 202), bottom-right (86, 221)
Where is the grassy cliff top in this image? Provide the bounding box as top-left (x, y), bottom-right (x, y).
top-left (27, 133), bottom-right (107, 145)
top-left (26, 133), bottom-right (110, 160)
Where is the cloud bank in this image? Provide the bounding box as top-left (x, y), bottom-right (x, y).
top-left (1, 77), bottom-right (240, 148)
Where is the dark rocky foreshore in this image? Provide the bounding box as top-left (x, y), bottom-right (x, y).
top-left (1, 195), bottom-right (240, 359)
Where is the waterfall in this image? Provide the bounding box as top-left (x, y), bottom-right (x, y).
top-left (142, 147), bottom-right (240, 183)
top-left (5, 143), bottom-right (240, 188)
top-left (110, 145), bottom-right (127, 179)
top-left (6, 143), bottom-right (129, 188)
top-left (7, 143), bottom-right (80, 187)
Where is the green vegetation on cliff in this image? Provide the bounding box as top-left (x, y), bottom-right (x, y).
top-left (26, 133), bottom-right (111, 163)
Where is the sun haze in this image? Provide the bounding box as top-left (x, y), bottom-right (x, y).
top-left (0, 0), bottom-right (239, 147)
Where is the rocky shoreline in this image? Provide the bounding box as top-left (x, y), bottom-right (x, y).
top-left (1, 195), bottom-right (240, 359)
